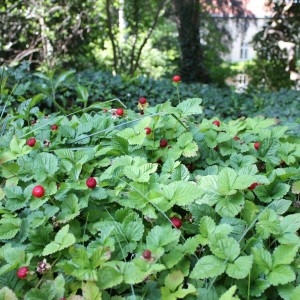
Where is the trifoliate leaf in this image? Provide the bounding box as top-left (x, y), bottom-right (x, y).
top-left (146, 226), bottom-right (181, 248)
top-left (226, 255), bottom-right (253, 279)
top-left (42, 225), bottom-right (76, 256)
top-left (177, 98), bottom-right (203, 116)
top-left (190, 255), bottom-right (226, 279)
top-left (161, 181), bottom-right (201, 206)
top-left (266, 265), bottom-right (295, 286)
top-left (0, 217), bottom-right (21, 240)
top-left (209, 236), bottom-right (240, 262)
top-left (272, 244), bottom-right (298, 267)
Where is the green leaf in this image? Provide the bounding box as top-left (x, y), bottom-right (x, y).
top-left (24, 289), bottom-right (49, 300)
top-left (229, 153), bottom-right (257, 169)
top-left (269, 199), bottom-right (292, 215)
top-left (190, 255), bottom-right (226, 279)
top-left (33, 153), bottom-right (59, 181)
top-left (0, 287), bottom-right (18, 300)
top-left (252, 248), bottom-right (272, 274)
top-left (254, 181), bottom-right (290, 203)
top-left (292, 181), bottom-right (300, 194)
top-left (226, 256), bottom-right (253, 279)
top-left (215, 192), bottom-right (244, 218)
top-left (82, 282), bottom-right (101, 300)
top-left (266, 265), bottom-right (295, 286)
top-left (42, 225), bottom-right (76, 256)
top-left (0, 217), bottom-right (21, 240)
top-left (164, 270), bottom-right (184, 292)
top-left (146, 226), bottom-right (180, 247)
top-left (54, 70), bottom-right (75, 89)
top-left (209, 236), bottom-right (240, 262)
top-left (279, 213), bottom-right (300, 234)
top-left (219, 286), bottom-right (240, 300)
top-left (175, 132), bottom-right (198, 157)
top-left (272, 244), bottom-right (298, 267)
top-left (57, 193), bottom-right (80, 223)
top-left (177, 98), bottom-right (203, 116)
top-left (97, 265), bottom-right (123, 289)
top-left (124, 163), bottom-right (157, 182)
top-left (161, 181), bottom-right (201, 206)
top-left (199, 216), bottom-right (216, 240)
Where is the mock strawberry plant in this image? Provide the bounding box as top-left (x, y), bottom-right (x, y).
top-left (0, 75), bottom-right (300, 300)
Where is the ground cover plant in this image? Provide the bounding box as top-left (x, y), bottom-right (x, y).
top-left (0, 73), bottom-right (300, 299)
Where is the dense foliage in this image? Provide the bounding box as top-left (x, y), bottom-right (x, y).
top-left (0, 71), bottom-right (300, 299)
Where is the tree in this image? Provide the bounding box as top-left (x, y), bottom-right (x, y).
top-left (173, 0), bottom-right (250, 83)
top-left (251, 0), bottom-right (300, 89)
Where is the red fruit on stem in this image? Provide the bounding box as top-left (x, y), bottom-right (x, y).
top-left (248, 182), bottom-right (259, 190)
top-left (254, 142), bottom-right (260, 150)
top-left (26, 137), bottom-right (36, 147)
top-left (86, 177), bottom-right (97, 189)
top-left (142, 250), bottom-right (152, 260)
top-left (138, 97), bottom-right (147, 105)
top-left (170, 216), bottom-right (182, 229)
top-left (17, 266), bottom-right (29, 279)
top-left (212, 120), bottom-right (220, 127)
top-left (51, 124), bottom-right (58, 130)
top-left (172, 75), bottom-right (181, 83)
top-left (116, 108), bottom-right (124, 116)
top-left (160, 139), bottom-right (168, 148)
top-left (145, 127), bottom-right (152, 135)
top-left (32, 185), bottom-right (45, 198)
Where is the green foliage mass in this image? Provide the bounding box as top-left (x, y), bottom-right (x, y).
top-left (0, 73), bottom-right (300, 298)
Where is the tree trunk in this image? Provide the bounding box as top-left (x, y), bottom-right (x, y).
top-left (173, 0), bottom-right (210, 83)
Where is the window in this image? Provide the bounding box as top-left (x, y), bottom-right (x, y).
top-left (240, 41), bottom-right (248, 60)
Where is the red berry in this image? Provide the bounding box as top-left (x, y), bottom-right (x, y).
top-left (32, 185), bottom-right (45, 198)
top-left (145, 127), bottom-right (152, 135)
top-left (254, 142), bottom-right (260, 150)
top-left (212, 120), bottom-right (220, 127)
top-left (138, 97), bottom-right (147, 105)
top-left (248, 182), bottom-right (259, 190)
top-left (170, 216), bottom-right (182, 229)
top-left (172, 75), bottom-right (181, 83)
top-left (51, 124), bottom-right (58, 130)
top-left (116, 108), bottom-right (124, 116)
top-left (17, 266), bottom-right (29, 279)
top-left (86, 177), bottom-right (97, 189)
top-left (160, 139), bottom-right (168, 148)
top-left (142, 250), bottom-right (152, 260)
top-left (26, 137), bottom-right (36, 147)
top-left (234, 136), bottom-right (240, 141)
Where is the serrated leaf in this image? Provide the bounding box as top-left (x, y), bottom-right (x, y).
top-left (292, 181), bottom-right (300, 194)
top-left (219, 286), bottom-right (240, 300)
top-left (266, 265), bottom-right (295, 286)
top-left (57, 193), bottom-right (80, 223)
top-left (42, 225), bottom-right (76, 256)
top-left (272, 244), bottom-right (298, 267)
top-left (209, 236), bottom-right (240, 262)
top-left (190, 255), bottom-right (226, 279)
top-left (268, 199), bottom-right (292, 215)
top-left (33, 153), bottom-right (59, 181)
top-left (226, 255), bottom-right (253, 279)
top-left (254, 181), bottom-right (290, 203)
top-left (82, 282), bottom-right (101, 300)
top-left (215, 192), bottom-right (244, 218)
top-left (164, 270), bottom-right (184, 292)
top-left (161, 181), bottom-right (201, 206)
top-left (177, 98), bottom-right (203, 116)
top-left (279, 213), bottom-right (300, 234)
top-left (146, 226), bottom-right (180, 247)
top-left (0, 287), bottom-right (18, 300)
top-left (0, 218), bottom-right (21, 240)
top-left (124, 163), bottom-right (157, 182)
top-left (97, 265), bottom-right (123, 289)
top-left (252, 248), bottom-right (272, 274)
top-left (199, 216), bottom-right (216, 240)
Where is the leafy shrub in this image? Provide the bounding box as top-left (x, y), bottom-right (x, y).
top-left (0, 86), bottom-right (300, 299)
